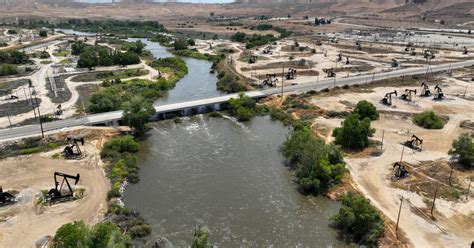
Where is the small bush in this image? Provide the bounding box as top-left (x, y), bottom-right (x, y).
top-left (413, 111), bottom-right (445, 129)
top-left (19, 146), bottom-right (44, 155)
top-left (101, 136), bottom-right (140, 159)
top-left (449, 134), bottom-right (474, 169)
top-left (353, 100), bottom-right (379, 120)
top-left (331, 192), bottom-right (384, 245)
top-left (333, 113), bottom-right (375, 149)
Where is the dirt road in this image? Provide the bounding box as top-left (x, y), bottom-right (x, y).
top-left (0, 141), bottom-right (110, 247)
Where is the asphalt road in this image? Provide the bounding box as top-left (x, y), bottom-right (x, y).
top-left (0, 59), bottom-right (472, 142)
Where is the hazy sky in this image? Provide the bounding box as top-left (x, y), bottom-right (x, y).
top-left (75, 0), bottom-right (235, 3)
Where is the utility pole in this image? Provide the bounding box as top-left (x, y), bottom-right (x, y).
top-left (430, 186), bottom-right (438, 216)
top-left (381, 130), bottom-right (385, 150)
top-left (467, 178), bottom-right (472, 201)
top-left (400, 145), bottom-right (405, 162)
top-left (28, 85), bottom-right (37, 119)
top-left (22, 87), bottom-right (29, 105)
top-left (32, 86), bottom-right (44, 138)
top-left (281, 63), bottom-right (284, 100)
top-left (396, 196), bottom-right (403, 239)
top-left (6, 111), bottom-right (11, 127)
top-left (448, 163), bottom-right (454, 186)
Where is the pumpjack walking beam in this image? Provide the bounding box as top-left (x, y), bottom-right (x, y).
top-left (48, 172), bottom-right (80, 200)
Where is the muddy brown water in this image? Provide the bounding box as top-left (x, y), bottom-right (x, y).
top-left (121, 39), bottom-right (347, 247)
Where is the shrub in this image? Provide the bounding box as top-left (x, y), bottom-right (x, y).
top-left (353, 100), bottom-right (379, 120)
top-left (413, 111), bottom-right (444, 129)
top-left (331, 192), bottom-right (384, 245)
top-left (282, 124), bottom-right (345, 194)
top-left (101, 135), bottom-right (140, 159)
top-left (216, 74), bottom-right (245, 93)
top-left (449, 134), bottom-right (474, 169)
top-left (53, 221), bottom-right (129, 247)
top-left (228, 92), bottom-right (256, 122)
top-left (192, 227), bottom-right (210, 248)
top-left (19, 146), bottom-right (44, 155)
top-left (173, 38), bottom-right (188, 50)
top-left (333, 113), bottom-right (375, 149)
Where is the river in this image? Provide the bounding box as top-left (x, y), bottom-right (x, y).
top-left (122, 40), bottom-right (345, 246)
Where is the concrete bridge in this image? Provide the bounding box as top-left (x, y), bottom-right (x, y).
top-left (0, 59), bottom-right (473, 142)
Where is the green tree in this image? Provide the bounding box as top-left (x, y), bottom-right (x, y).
top-left (282, 124), bottom-right (345, 194)
top-left (0, 64), bottom-right (17, 76)
top-left (331, 192), bottom-right (384, 245)
top-left (191, 227), bottom-right (210, 248)
top-left (449, 134), bottom-right (474, 169)
top-left (187, 38), bottom-right (196, 46)
top-left (353, 100), bottom-right (379, 120)
top-left (230, 32), bottom-right (246, 42)
top-left (127, 40), bottom-right (146, 55)
top-left (88, 89), bottom-right (122, 113)
top-left (77, 50), bottom-right (98, 69)
top-left (333, 114), bottom-right (375, 149)
top-left (52, 221), bottom-right (89, 248)
top-left (39, 30), bottom-right (48, 37)
top-left (228, 92), bottom-right (256, 122)
top-left (53, 221), bottom-right (129, 248)
top-left (122, 96), bottom-right (156, 135)
top-left (173, 38), bottom-right (188, 51)
top-left (88, 222), bottom-right (129, 248)
top-left (216, 75), bottom-right (245, 93)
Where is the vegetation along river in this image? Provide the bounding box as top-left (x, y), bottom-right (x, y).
top-left (123, 40), bottom-right (345, 246)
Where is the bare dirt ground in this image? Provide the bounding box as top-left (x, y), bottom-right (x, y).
top-left (0, 127), bottom-right (122, 247)
top-left (300, 70), bottom-right (474, 247)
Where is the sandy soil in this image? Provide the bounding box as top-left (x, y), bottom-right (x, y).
top-left (305, 73), bottom-right (474, 247)
top-left (0, 128), bottom-right (117, 247)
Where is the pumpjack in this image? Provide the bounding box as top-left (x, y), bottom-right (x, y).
top-left (261, 74), bottom-right (278, 88)
top-left (47, 172), bottom-right (80, 202)
top-left (6, 95), bottom-right (18, 100)
top-left (404, 134), bottom-right (423, 151)
top-left (63, 137), bottom-right (84, 157)
top-left (400, 89), bottom-right (417, 101)
top-left (381, 90), bottom-right (397, 106)
top-left (55, 104), bottom-right (63, 116)
top-left (0, 186), bottom-right (16, 207)
top-left (392, 162), bottom-right (409, 180)
top-left (325, 68), bottom-right (336, 78)
top-left (463, 46), bottom-right (468, 55)
top-left (262, 46), bottom-right (272, 55)
top-left (433, 84), bottom-right (444, 100)
top-left (423, 49), bottom-right (435, 59)
top-left (248, 55), bottom-right (257, 64)
top-left (420, 82), bottom-right (432, 97)
top-left (355, 40), bottom-right (362, 50)
top-left (285, 68), bottom-right (297, 80)
top-left (391, 59), bottom-right (400, 67)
